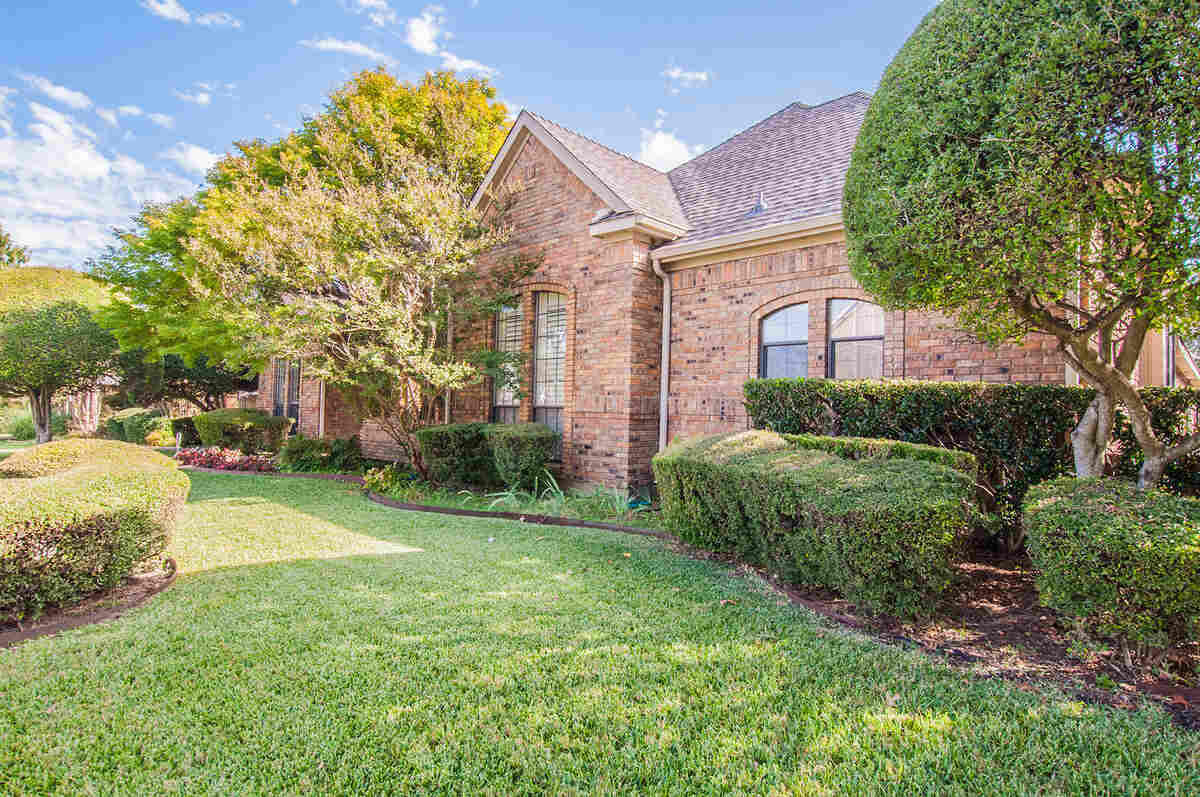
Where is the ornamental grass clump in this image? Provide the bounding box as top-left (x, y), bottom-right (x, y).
top-left (1024, 478), bottom-right (1200, 666)
top-left (653, 430), bottom-right (978, 617)
top-left (0, 439), bottom-right (189, 621)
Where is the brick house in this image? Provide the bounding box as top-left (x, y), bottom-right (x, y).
top-left (259, 92), bottom-right (1199, 488)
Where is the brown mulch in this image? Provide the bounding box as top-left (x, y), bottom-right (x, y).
top-left (671, 541), bottom-right (1200, 731)
top-left (0, 559), bottom-right (177, 650)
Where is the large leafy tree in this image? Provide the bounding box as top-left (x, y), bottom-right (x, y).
top-left (110, 350), bottom-right (255, 411)
top-left (0, 268), bottom-right (117, 442)
top-left (189, 70), bottom-right (534, 473)
top-left (844, 0), bottom-right (1200, 488)
top-left (0, 222), bottom-right (29, 269)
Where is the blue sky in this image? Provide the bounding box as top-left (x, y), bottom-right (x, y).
top-left (0, 0), bottom-right (938, 268)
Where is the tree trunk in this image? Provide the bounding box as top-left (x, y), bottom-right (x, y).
top-left (29, 389), bottom-right (53, 444)
top-left (1070, 392), bottom-right (1114, 478)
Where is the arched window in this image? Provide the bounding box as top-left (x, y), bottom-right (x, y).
top-left (491, 304), bottom-right (523, 423)
top-left (533, 292), bottom-right (566, 459)
top-left (759, 303), bottom-right (809, 378)
top-left (828, 299), bottom-right (884, 379)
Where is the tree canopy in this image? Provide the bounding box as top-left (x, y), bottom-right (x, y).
top-left (844, 0), bottom-right (1200, 487)
top-left (0, 266), bottom-right (110, 311)
top-left (0, 222), bottom-right (29, 269)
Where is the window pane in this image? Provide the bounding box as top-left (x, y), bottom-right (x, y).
top-left (763, 344), bottom-right (808, 378)
top-left (534, 407), bottom-right (564, 461)
top-left (493, 304), bottom-right (523, 412)
top-left (272, 360), bottom-right (287, 417)
top-left (829, 299), bottom-right (884, 339)
top-left (534, 293), bottom-right (566, 408)
top-left (832, 339), bottom-right (884, 380)
top-left (762, 304), bottom-right (809, 344)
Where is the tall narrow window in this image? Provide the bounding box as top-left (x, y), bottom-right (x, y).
top-left (272, 359), bottom-right (287, 418)
top-left (828, 299), bottom-right (885, 379)
top-left (286, 361), bottom-right (301, 433)
top-left (533, 292), bottom-right (566, 460)
top-left (759, 304), bottom-right (809, 378)
top-left (492, 304), bottom-right (523, 423)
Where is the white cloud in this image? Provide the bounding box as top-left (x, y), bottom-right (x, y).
top-left (0, 102), bottom-right (198, 266)
top-left (438, 51), bottom-right (497, 77)
top-left (161, 141), bottom-right (220, 174)
top-left (141, 0), bottom-right (191, 23)
top-left (299, 37), bottom-right (396, 65)
top-left (662, 65), bottom-right (710, 94)
top-left (173, 89), bottom-right (212, 106)
top-left (654, 108), bottom-right (667, 130)
top-left (404, 5), bottom-right (444, 54)
top-left (118, 105), bottom-right (144, 117)
top-left (351, 0), bottom-right (398, 27)
top-left (141, 1), bottom-right (242, 28)
top-left (0, 86), bottom-right (15, 136)
top-left (196, 11), bottom-right (242, 28)
top-left (638, 127), bottom-right (702, 171)
top-left (148, 112), bottom-right (175, 128)
top-left (96, 107), bottom-right (119, 126)
top-left (18, 73), bottom-right (92, 110)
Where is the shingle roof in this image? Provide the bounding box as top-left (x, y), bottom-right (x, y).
top-left (526, 111), bottom-right (690, 230)
top-left (665, 92), bottom-right (871, 247)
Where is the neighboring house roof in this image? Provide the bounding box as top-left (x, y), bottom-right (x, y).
top-left (473, 92), bottom-right (872, 252)
top-left (665, 92), bottom-right (871, 247)
top-left (525, 112), bottom-right (690, 231)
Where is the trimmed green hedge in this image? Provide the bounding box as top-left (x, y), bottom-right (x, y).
top-left (743, 379), bottom-right (1200, 520)
top-left (105, 407), bottom-right (164, 444)
top-left (415, 423), bottom-right (500, 486)
top-left (193, 408), bottom-right (290, 454)
top-left (483, 423), bottom-right (558, 490)
top-left (171, 416), bottom-right (201, 448)
top-left (278, 435), bottom-right (366, 474)
top-left (1024, 478), bottom-right (1200, 656)
top-left (653, 430), bottom-right (978, 617)
top-left (0, 439), bottom-right (189, 620)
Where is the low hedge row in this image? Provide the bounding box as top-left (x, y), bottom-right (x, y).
top-left (743, 379), bottom-right (1200, 521)
top-left (1024, 478), bottom-right (1200, 657)
top-left (0, 439), bottom-right (189, 620)
top-left (653, 430), bottom-right (978, 617)
top-left (171, 416), bottom-right (201, 448)
top-left (193, 408), bottom-right (290, 454)
top-left (277, 435), bottom-right (366, 474)
top-left (105, 407), bottom-right (164, 444)
top-left (416, 422), bottom-right (558, 490)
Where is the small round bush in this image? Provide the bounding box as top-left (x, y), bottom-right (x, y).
top-left (483, 423), bottom-right (557, 490)
top-left (105, 407), bottom-right (162, 443)
top-left (415, 423), bottom-right (499, 486)
top-left (5, 410), bottom-right (69, 441)
top-left (1025, 478), bottom-right (1200, 660)
top-left (192, 408), bottom-right (291, 454)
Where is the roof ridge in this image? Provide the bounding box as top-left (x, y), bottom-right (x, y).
top-left (526, 110), bottom-right (669, 176)
top-left (668, 91), bottom-right (872, 175)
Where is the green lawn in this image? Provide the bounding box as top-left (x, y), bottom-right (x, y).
top-left (0, 439), bottom-right (33, 462)
top-left (1, 473), bottom-right (1195, 795)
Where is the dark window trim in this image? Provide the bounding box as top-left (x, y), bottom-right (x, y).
top-left (826, 299), bottom-right (885, 380)
top-left (532, 291), bottom-right (566, 462)
top-left (491, 304), bottom-right (523, 422)
top-left (758, 304), bottom-right (810, 379)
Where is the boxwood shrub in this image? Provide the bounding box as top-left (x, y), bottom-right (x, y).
top-left (278, 435), bottom-right (366, 474)
top-left (743, 379), bottom-right (1200, 521)
top-left (415, 423), bottom-right (500, 486)
top-left (1024, 478), bottom-right (1200, 657)
top-left (170, 416), bottom-right (201, 448)
top-left (653, 430), bottom-right (978, 617)
top-left (192, 408), bottom-right (291, 454)
top-left (483, 423), bottom-right (558, 490)
top-left (0, 439), bottom-right (189, 620)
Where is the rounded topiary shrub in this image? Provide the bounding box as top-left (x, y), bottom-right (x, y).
top-left (483, 423), bottom-right (557, 490)
top-left (192, 408), bottom-right (291, 454)
top-left (105, 407), bottom-right (163, 443)
top-left (1024, 478), bottom-right (1200, 659)
top-left (415, 423), bottom-right (499, 486)
top-left (0, 439), bottom-right (189, 620)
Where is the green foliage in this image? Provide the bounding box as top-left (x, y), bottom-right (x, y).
top-left (170, 416), bottom-right (201, 448)
top-left (5, 411), bottom-right (68, 441)
top-left (0, 222), bottom-right (29, 270)
top-left (0, 266), bottom-right (109, 312)
top-left (483, 423), bottom-right (558, 490)
top-left (415, 422), bottom-right (500, 486)
top-left (109, 349), bottom-right (255, 412)
top-left (105, 407), bottom-right (164, 444)
top-left (278, 435), bottom-right (366, 474)
top-left (362, 463), bottom-right (418, 495)
top-left (783, 432), bottom-right (977, 481)
top-left (143, 416), bottom-right (177, 447)
top-left (0, 439), bottom-right (188, 620)
top-left (1024, 478), bottom-right (1200, 657)
top-left (653, 430), bottom-right (977, 617)
top-left (744, 378), bottom-right (1200, 527)
top-left (192, 408), bottom-right (291, 454)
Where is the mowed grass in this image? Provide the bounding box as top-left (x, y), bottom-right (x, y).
top-left (1, 473), bottom-right (1196, 795)
top-left (0, 439), bottom-right (33, 462)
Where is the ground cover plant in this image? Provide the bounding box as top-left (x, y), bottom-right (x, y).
top-left (0, 439), bottom-right (188, 620)
top-left (0, 471), bottom-right (1194, 794)
top-left (176, 447), bottom-right (276, 472)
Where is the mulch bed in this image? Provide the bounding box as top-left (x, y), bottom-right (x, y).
top-left (0, 559), bottom-right (177, 650)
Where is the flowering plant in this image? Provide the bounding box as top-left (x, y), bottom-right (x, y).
top-left (176, 447), bottom-right (277, 472)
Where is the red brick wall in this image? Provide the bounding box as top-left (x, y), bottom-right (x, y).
top-left (665, 237), bottom-right (1067, 442)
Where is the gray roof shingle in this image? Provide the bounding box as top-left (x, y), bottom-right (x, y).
top-left (666, 92), bottom-right (871, 246)
top-left (526, 111), bottom-right (690, 230)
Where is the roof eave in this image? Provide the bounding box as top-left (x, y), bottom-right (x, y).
top-left (589, 212), bottom-right (688, 242)
top-left (652, 213), bottom-right (843, 265)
